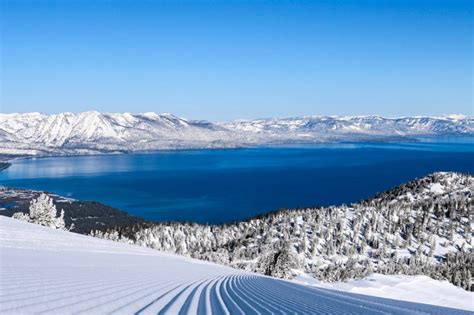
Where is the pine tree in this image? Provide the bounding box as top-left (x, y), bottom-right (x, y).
top-left (12, 212), bottom-right (31, 222)
top-left (429, 236), bottom-right (436, 257)
top-left (13, 193), bottom-right (67, 230)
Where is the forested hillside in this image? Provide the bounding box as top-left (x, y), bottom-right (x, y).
top-left (92, 172), bottom-right (473, 290)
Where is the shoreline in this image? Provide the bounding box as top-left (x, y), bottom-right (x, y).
top-left (1, 135), bottom-right (472, 163)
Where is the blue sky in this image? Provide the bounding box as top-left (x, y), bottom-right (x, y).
top-left (1, 0), bottom-right (472, 120)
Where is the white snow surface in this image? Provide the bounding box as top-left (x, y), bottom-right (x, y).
top-left (429, 182), bottom-right (445, 194)
top-left (0, 216), bottom-right (471, 314)
top-left (294, 273), bottom-right (474, 312)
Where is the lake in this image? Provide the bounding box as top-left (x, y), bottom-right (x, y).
top-left (1, 140), bottom-right (473, 224)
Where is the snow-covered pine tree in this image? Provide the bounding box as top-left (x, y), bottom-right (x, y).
top-left (12, 212), bottom-right (31, 222)
top-left (13, 193), bottom-right (67, 230)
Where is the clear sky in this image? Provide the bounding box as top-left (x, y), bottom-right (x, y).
top-left (1, 0), bottom-right (472, 121)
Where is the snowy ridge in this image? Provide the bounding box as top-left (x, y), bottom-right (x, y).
top-left (0, 111), bottom-right (236, 156)
top-left (1, 112), bottom-right (472, 155)
top-left (0, 216), bottom-right (471, 314)
top-left (221, 115), bottom-right (474, 137)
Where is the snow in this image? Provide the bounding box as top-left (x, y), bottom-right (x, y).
top-left (1, 216), bottom-right (471, 314)
top-left (430, 182), bottom-right (445, 194)
top-left (445, 114), bottom-right (468, 121)
top-left (294, 273), bottom-right (474, 312)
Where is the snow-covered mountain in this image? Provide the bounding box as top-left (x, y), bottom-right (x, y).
top-left (221, 114), bottom-right (474, 140)
top-left (0, 112), bottom-right (472, 156)
top-left (0, 111), bottom-right (236, 156)
top-left (1, 215), bottom-right (471, 314)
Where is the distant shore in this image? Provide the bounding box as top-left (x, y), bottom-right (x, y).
top-left (0, 134), bottom-right (472, 164)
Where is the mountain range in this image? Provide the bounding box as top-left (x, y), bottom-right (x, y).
top-left (0, 111), bottom-right (472, 155)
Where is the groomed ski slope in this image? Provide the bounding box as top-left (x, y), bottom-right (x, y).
top-left (0, 216), bottom-right (470, 315)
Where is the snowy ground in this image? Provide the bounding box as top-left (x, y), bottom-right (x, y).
top-left (0, 216), bottom-right (471, 315)
top-left (294, 273), bottom-right (474, 312)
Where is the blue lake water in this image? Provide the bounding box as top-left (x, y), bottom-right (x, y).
top-left (1, 140), bottom-right (473, 224)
